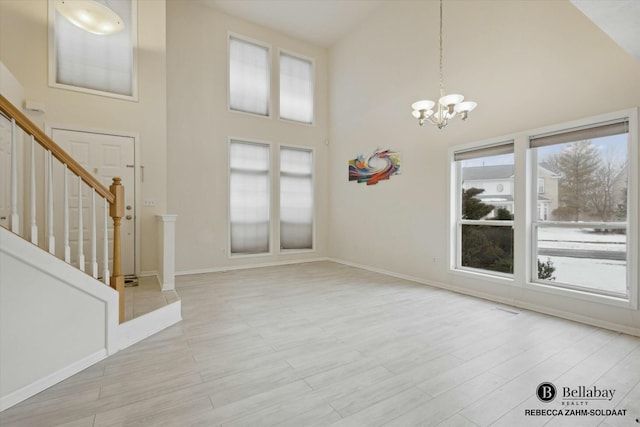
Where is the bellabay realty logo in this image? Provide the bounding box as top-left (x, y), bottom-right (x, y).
top-left (525, 382), bottom-right (629, 418)
top-left (536, 382), bottom-right (616, 404)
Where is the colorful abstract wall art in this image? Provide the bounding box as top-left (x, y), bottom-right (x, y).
top-left (348, 149), bottom-right (401, 185)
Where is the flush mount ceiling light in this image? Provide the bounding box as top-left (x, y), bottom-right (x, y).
top-left (411, 0), bottom-right (477, 129)
top-left (55, 0), bottom-right (124, 35)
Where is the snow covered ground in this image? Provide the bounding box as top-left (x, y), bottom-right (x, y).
top-left (537, 227), bottom-right (627, 295)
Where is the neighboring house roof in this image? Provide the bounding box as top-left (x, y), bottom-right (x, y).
top-left (462, 165), bottom-right (514, 180)
top-left (538, 161), bottom-right (562, 176)
top-left (463, 163), bottom-right (561, 180)
top-left (476, 194), bottom-right (514, 203)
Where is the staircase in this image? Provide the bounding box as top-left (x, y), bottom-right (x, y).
top-left (0, 95), bottom-right (181, 411)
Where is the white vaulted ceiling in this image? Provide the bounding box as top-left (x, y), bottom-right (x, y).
top-left (571, 0), bottom-right (640, 62)
top-left (197, 0), bottom-right (384, 47)
top-left (198, 0), bottom-right (640, 62)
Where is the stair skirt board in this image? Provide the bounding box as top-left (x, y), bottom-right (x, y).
top-left (117, 299), bottom-right (182, 351)
top-left (0, 301), bottom-right (181, 412)
top-left (0, 350), bottom-right (107, 412)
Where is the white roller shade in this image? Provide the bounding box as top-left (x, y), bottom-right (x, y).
top-left (54, 0), bottom-right (134, 96)
top-left (280, 147), bottom-right (313, 250)
top-left (230, 141), bottom-right (270, 254)
top-left (279, 53), bottom-right (313, 124)
top-left (229, 37), bottom-right (270, 116)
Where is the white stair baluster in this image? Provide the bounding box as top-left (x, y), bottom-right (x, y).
top-left (47, 150), bottom-right (55, 254)
top-left (103, 198), bottom-right (110, 285)
top-left (78, 176), bottom-right (85, 272)
top-left (63, 164), bottom-right (70, 262)
top-left (30, 135), bottom-right (37, 245)
top-left (91, 188), bottom-right (98, 278)
top-left (10, 118), bottom-right (19, 233)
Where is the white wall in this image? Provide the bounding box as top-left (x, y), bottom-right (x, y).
top-left (167, 1), bottom-right (329, 273)
top-left (0, 227), bottom-right (118, 410)
top-left (0, 61), bottom-right (23, 108)
top-left (328, 1), bottom-right (640, 333)
top-left (0, 0), bottom-right (167, 275)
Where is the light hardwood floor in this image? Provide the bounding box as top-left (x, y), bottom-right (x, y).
top-left (124, 276), bottom-right (178, 321)
top-left (1, 261), bottom-right (639, 426)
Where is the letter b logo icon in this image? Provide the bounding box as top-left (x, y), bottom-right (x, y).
top-left (536, 382), bottom-right (556, 402)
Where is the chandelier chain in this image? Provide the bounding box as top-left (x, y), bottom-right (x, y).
top-left (439, 0), bottom-right (444, 95)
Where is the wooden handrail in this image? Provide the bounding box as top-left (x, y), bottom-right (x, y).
top-left (0, 95), bottom-right (113, 203)
top-left (1, 94), bottom-right (125, 323)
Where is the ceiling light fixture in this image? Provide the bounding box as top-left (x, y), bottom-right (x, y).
top-left (55, 0), bottom-right (125, 36)
top-left (411, 0), bottom-right (477, 129)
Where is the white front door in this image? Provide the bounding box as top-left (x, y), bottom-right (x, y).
top-left (51, 128), bottom-right (136, 276)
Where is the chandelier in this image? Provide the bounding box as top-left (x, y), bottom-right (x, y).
top-left (411, 0), bottom-right (477, 129)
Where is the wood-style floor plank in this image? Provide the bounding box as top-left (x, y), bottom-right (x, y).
top-left (1, 261), bottom-right (638, 426)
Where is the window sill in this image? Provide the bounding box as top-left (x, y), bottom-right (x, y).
top-left (449, 266), bottom-right (514, 286)
top-left (278, 248), bottom-right (316, 255)
top-left (524, 280), bottom-right (635, 309)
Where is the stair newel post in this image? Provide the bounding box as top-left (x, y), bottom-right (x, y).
top-left (109, 177), bottom-right (125, 323)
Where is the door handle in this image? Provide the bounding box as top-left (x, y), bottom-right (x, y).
top-left (126, 215), bottom-right (132, 220)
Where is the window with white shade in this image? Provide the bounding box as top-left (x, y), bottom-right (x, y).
top-left (454, 142), bottom-right (515, 276)
top-left (229, 35), bottom-right (270, 116)
top-left (229, 140), bottom-right (270, 254)
top-left (279, 52), bottom-right (314, 124)
top-left (280, 147), bottom-right (313, 250)
top-left (530, 119), bottom-right (631, 299)
top-left (450, 109), bottom-right (638, 308)
top-left (49, 0), bottom-right (137, 99)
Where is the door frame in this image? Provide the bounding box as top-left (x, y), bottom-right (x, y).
top-left (45, 122), bottom-right (141, 277)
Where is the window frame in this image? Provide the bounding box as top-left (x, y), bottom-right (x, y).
top-left (277, 48), bottom-right (316, 126)
top-left (227, 137), bottom-right (273, 258)
top-left (47, 0), bottom-right (139, 101)
top-left (227, 32), bottom-right (272, 119)
top-left (277, 144), bottom-right (316, 253)
top-left (448, 108), bottom-right (638, 309)
top-left (527, 113), bottom-right (637, 307)
top-left (451, 140), bottom-right (516, 281)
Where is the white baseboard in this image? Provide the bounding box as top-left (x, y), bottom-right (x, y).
top-left (117, 300), bottom-right (182, 351)
top-left (0, 350), bottom-right (106, 412)
top-left (176, 257), bottom-right (330, 276)
top-left (328, 258), bottom-right (640, 338)
top-left (138, 270), bottom-right (158, 278)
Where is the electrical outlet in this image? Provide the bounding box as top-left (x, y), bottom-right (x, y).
top-left (143, 199), bottom-right (157, 207)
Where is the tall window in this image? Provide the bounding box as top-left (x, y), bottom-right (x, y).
top-left (279, 52), bottom-right (314, 124)
top-left (50, 0), bottom-right (136, 98)
top-left (530, 120), bottom-right (630, 298)
top-left (280, 147), bottom-right (313, 250)
top-left (454, 143), bottom-right (515, 275)
top-left (229, 35), bottom-right (270, 116)
top-left (229, 140), bottom-right (270, 254)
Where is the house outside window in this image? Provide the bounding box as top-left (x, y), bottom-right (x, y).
top-left (454, 142), bottom-right (515, 276)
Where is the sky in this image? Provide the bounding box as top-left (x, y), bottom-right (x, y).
top-left (462, 134), bottom-right (628, 168)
